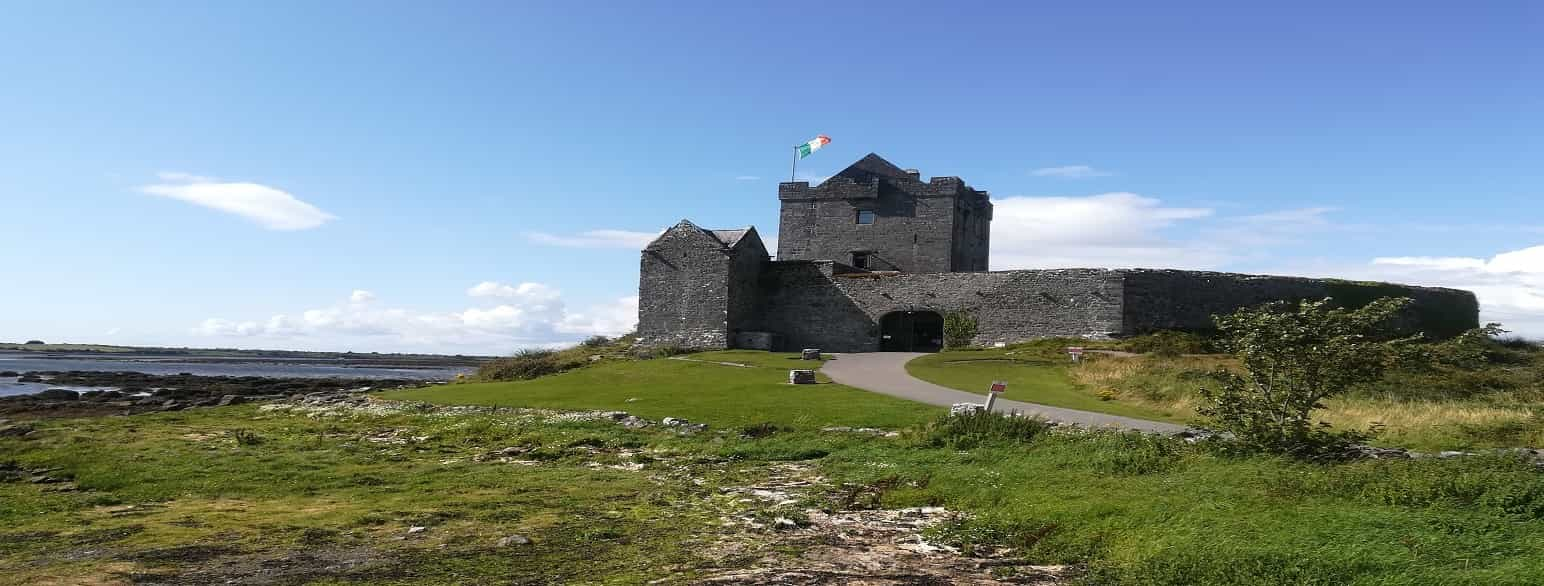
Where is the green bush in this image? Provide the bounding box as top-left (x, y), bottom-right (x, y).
top-left (475, 348), bottom-right (587, 381)
top-left (943, 311), bottom-right (979, 349)
top-left (1119, 330), bottom-right (1216, 356)
top-left (1199, 297), bottom-right (1415, 459)
top-left (921, 411), bottom-right (1053, 449)
top-left (632, 344), bottom-right (691, 360)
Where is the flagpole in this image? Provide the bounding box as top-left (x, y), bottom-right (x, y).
top-left (790, 146), bottom-right (797, 182)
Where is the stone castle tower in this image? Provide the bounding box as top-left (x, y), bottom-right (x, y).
top-left (776, 153), bottom-right (992, 273)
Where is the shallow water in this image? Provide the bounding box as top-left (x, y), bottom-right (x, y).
top-left (0, 355), bottom-right (471, 398)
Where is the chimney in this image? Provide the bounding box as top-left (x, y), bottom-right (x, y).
top-left (903, 169), bottom-right (920, 180)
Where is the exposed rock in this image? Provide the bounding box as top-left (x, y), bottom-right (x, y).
top-left (0, 370), bottom-right (18, 377)
top-left (800, 349), bottom-right (822, 360)
top-left (0, 424), bottom-right (34, 438)
top-left (406, 526), bottom-right (427, 534)
top-left (34, 389), bottom-right (78, 401)
top-left (217, 395), bottom-right (245, 406)
top-left (497, 534), bottom-right (531, 547)
top-left (788, 370), bottom-right (817, 385)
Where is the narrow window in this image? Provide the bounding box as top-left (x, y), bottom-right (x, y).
top-left (852, 253), bottom-right (869, 269)
top-left (856, 210), bottom-right (876, 225)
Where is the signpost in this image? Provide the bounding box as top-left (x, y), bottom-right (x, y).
top-left (1066, 346), bottom-right (1085, 362)
top-left (984, 380), bottom-right (1006, 412)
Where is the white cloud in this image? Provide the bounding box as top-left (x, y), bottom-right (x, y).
top-left (991, 193), bottom-right (1218, 269)
top-left (193, 284), bottom-right (638, 353)
top-left (349, 290), bottom-right (376, 303)
top-left (1031, 165), bottom-right (1115, 179)
top-left (139, 172), bottom-right (335, 231)
top-left (527, 229), bottom-right (660, 249)
top-left (735, 175), bottom-right (761, 181)
top-left (1366, 245), bottom-right (1544, 336)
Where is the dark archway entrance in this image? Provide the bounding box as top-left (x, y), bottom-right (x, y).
top-left (879, 311), bottom-right (944, 352)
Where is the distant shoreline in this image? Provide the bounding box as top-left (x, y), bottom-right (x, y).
top-left (0, 343), bottom-right (493, 369)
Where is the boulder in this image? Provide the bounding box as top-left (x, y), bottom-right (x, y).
top-left (800, 348), bottom-right (821, 360)
top-left (497, 534), bottom-right (532, 547)
top-left (0, 371), bottom-right (18, 377)
top-left (34, 389), bottom-right (78, 401)
top-left (217, 395), bottom-right (245, 407)
top-left (788, 370), bottom-right (817, 385)
top-left (0, 424), bottom-right (35, 437)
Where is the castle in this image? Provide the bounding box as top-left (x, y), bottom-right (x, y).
top-left (638, 154), bottom-right (1479, 352)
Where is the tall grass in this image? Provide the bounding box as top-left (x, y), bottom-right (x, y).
top-left (1069, 345), bottom-right (1544, 450)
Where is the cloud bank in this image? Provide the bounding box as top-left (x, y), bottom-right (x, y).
top-left (194, 284), bottom-right (638, 354)
top-left (140, 172), bottom-right (335, 230)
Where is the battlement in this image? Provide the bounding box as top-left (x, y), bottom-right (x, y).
top-left (775, 153), bottom-right (991, 273)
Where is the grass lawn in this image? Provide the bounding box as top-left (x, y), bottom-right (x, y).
top-left (384, 350), bottom-right (938, 429)
top-left (907, 348), bottom-right (1191, 425)
top-left (5, 349), bottom-right (1544, 584)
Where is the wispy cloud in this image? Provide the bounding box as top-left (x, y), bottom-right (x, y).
top-left (1030, 165), bottom-right (1115, 179)
top-left (527, 229), bottom-right (660, 249)
top-left (140, 172), bottom-right (335, 230)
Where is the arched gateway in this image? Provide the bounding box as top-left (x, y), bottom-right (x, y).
top-left (879, 311), bottom-right (944, 353)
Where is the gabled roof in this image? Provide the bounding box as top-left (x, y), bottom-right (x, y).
top-left (645, 220), bottom-right (764, 253)
top-left (708, 229), bottom-right (750, 248)
top-left (828, 153), bottom-right (910, 184)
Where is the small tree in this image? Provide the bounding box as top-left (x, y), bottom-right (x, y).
top-left (1198, 297), bottom-right (1414, 459)
top-left (942, 311), bottom-right (979, 349)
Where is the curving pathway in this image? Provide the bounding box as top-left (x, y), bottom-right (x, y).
top-left (822, 352), bottom-right (1186, 434)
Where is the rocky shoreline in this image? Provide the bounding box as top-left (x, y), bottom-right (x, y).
top-left (0, 370), bottom-right (428, 419)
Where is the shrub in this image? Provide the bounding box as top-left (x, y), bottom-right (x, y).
top-left (1197, 297), bottom-right (1414, 459)
top-left (1119, 331), bottom-right (1215, 357)
top-left (476, 348), bottom-right (587, 381)
top-left (921, 411), bottom-right (1053, 449)
top-left (580, 335), bottom-right (612, 348)
top-left (942, 311), bottom-right (979, 349)
top-left (229, 429), bottom-right (264, 446)
top-left (633, 344), bottom-right (690, 360)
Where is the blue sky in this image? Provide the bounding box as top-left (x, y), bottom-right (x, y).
top-left (2, 1), bottom-right (1540, 353)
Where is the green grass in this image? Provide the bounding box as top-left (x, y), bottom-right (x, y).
top-left (385, 350), bottom-right (937, 429)
top-left (5, 350), bottom-right (1544, 584)
top-left (906, 347), bottom-right (1190, 425)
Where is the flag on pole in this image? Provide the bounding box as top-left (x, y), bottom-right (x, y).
top-left (796, 135), bottom-right (831, 159)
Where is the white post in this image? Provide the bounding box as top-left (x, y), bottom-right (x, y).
top-left (983, 391), bottom-right (997, 413)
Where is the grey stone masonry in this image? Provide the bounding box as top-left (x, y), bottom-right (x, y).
top-left (635, 153), bottom-right (1481, 353)
top-left (637, 220), bottom-right (768, 349)
top-left (776, 154), bottom-right (990, 273)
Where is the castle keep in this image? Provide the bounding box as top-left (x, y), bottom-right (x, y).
top-left (638, 154), bottom-right (1479, 352)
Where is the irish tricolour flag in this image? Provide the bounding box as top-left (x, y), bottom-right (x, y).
top-left (796, 135), bottom-right (831, 159)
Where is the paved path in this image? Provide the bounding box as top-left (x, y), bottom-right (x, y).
top-left (822, 352), bottom-right (1186, 434)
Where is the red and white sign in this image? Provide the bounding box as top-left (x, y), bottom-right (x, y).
top-left (989, 381), bottom-right (1007, 394)
top-left (1066, 346), bottom-right (1085, 356)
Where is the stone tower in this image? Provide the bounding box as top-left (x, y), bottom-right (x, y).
top-left (775, 153), bottom-right (992, 272)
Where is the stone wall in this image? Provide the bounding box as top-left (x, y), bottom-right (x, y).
top-left (740, 267), bottom-right (1481, 352)
top-left (725, 230), bottom-right (769, 341)
top-left (1120, 270), bottom-right (1480, 338)
top-left (753, 265), bottom-right (1126, 351)
top-left (637, 223), bottom-right (734, 349)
